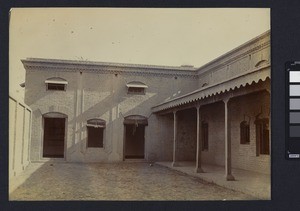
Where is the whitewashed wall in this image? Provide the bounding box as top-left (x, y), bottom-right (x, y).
top-left (9, 94), bottom-right (32, 191)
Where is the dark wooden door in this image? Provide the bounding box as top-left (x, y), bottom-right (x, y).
top-left (43, 117), bottom-right (65, 158)
top-left (124, 124), bottom-right (145, 159)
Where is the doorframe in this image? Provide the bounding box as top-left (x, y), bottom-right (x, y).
top-left (123, 124), bottom-right (126, 161)
top-left (41, 112), bottom-right (68, 160)
top-left (123, 124), bottom-right (146, 160)
top-left (123, 115), bottom-right (148, 161)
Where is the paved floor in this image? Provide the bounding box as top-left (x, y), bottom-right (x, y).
top-left (157, 161), bottom-right (271, 200)
top-left (9, 162), bottom-right (255, 201)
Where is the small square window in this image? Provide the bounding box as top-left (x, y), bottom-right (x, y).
top-left (128, 87), bottom-right (145, 95)
top-left (126, 81), bottom-right (147, 95)
top-left (45, 77), bottom-right (68, 91)
top-left (47, 83), bottom-right (66, 91)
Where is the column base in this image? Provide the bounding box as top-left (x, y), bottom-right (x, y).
top-left (172, 162), bottom-right (179, 167)
top-left (225, 174), bottom-right (235, 181)
top-left (195, 167), bottom-right (204, 173)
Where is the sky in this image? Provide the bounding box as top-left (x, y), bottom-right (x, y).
top-left (9, 8), bottom-right (270, 99)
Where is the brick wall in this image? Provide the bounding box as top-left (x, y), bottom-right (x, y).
top-left (176, 109), bottom-right (197, 161)
top-left (201, 102), bottom-right (226, 166)
top-left (199, 91), bottom-right (270, 174)
top-left (230, 90), bottom-right (270, 174)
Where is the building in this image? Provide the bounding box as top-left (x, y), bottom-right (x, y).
top-left (22, 30), bottom-right (270, 180)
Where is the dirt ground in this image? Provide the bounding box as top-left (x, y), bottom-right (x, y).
top-left (10, 162), bottom-right (255, 201)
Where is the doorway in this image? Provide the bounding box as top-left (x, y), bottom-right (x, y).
top-left (124, 124), bottom-right (145, 159)
top-left (43, 117), bottom-right (66, 158)
top-left (123, 115), bottom-right (148, 159)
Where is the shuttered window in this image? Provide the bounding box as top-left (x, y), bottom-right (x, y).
top-left (240, 121), bottom-right (250, 144)
top-left (255, 118), bottom-right (270, 155)
top-left (202, 121), bottom-right (208, 151)
top-left (126, 81), bottom-right (148, 95)
top-left (45, 77), bottom-right (68, 91)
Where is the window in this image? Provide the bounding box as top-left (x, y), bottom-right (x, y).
top-left (126, 81), bottom-right (148, 95)
top-left (45, 77), bottom-right (68, 91)
top-left (86, 119), bottom-right (106, 148)
top-left (240, 121), bottom-right (250, 144)
top-left (128, 87), bottom-right (145, 94)
top-left (47, 83), bottom-right (65, 90)
top-left (255, 118), bottom-right (270, 155)
top-left (201, 121), bottom-right (208, 151)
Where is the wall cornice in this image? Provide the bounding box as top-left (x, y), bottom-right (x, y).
top-left (22, 60), bottom-right (199, 79)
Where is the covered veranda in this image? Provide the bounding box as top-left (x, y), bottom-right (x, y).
top-left (156, 161), bottom-right (270, 199)
top-left (152, 66), bottom-right (270, 198)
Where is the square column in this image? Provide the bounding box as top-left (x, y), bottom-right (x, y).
top-left (224, 98), bottom-right (235, 181)
top-left (172, 110), bottom-right (179, 167)
top-left (195, 105), bottom-right (204, 173)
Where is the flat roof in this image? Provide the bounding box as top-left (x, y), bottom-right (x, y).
top-left (22, 58), bottom-right (198, 71)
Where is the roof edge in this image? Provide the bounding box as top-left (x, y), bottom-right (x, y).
top-left (21, 58), bottom-right (198, 71)
top-left (196, 30), bottom-right (270, 74)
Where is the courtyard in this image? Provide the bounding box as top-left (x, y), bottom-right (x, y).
top-left (9, 162), bottom-right (255, 201)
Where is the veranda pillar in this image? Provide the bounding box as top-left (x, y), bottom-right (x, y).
top-left (224, 98), bottom-right (235, 181)
top-left (195, 105), bottom-right (204, 173)
top-left (172, 110), bottom-right (179, 167)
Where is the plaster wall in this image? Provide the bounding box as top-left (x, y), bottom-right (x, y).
top-left (146, 113), bottom-right (174, 161)
top-left (25, 67), bottom-right (198, 162)
top-left (9, 95), bottom-right (32, 184)
top-left (25, 70), bottom-right (77, 161)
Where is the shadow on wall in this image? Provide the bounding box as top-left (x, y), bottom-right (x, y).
top-left (64, 86), bottom-right (167, 162)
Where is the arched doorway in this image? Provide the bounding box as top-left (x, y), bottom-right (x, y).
top-left (42, 112), bottom-right (67, 158)
top-left (124, 115), bottom-right (148, 159)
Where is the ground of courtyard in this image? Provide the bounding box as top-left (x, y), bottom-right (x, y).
top-left (10, 162), bottom-right (256, 201)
